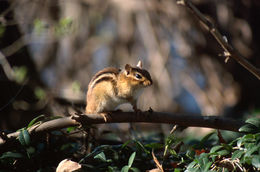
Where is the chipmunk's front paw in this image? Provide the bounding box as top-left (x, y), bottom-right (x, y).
top-left (99, 112), bottom-right (111, 122)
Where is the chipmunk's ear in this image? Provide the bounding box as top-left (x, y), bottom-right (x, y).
top-left (124, 64), bottom-right (131, 75)
top-left (136, 60), bottom-right (142, 68)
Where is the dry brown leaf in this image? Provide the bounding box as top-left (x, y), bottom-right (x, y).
top-left (152, 149), bottom-right (164, 172)
top-left (56, 159), bottom-right (81, 172)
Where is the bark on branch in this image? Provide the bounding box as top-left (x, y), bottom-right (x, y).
top-left (176, 0), bottom-right (260, 80)
top-left (0, 111), bottom-right (244, 153)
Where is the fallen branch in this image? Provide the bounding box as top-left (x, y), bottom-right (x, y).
top-left (176, 0), bottom-right (260, 80)
top-left (0, 111), bottom-right (244, 152)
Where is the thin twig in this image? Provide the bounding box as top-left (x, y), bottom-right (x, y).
top-left (0, 51), bottom-right (15, 81)
top-left (176, 0), bottom-right (260, 80)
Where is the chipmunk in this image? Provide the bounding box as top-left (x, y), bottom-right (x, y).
top-left (85, 61), bottom-right (152, 119)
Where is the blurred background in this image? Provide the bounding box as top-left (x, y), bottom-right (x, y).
top-left (1, 0), bottom-right (260, 133)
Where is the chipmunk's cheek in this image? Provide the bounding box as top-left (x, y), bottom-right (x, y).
top-left (131, 80), bottom-right (140, 88)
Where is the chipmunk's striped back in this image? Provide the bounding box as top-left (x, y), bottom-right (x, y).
top-left (88, 67), bottom-right (120, 91)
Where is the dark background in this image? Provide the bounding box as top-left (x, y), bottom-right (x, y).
top-left (1, 0), bottom-right (260, 131)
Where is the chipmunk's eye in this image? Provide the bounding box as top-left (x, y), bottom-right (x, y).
top-left (135, 73), bottom-right (142, 79)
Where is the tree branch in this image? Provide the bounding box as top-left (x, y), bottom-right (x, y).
top-left (176, 0), bottom-right (260, 80)
top-left (0, 111), bottom-right (244, 152)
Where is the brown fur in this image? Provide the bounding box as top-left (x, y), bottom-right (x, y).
top-left (86, 64), bottom-right (152, 114)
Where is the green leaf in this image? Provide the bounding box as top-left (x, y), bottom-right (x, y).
top-left (134, 140), bottom-right (150, 154)
top-left (197, 153), bottom-right (208, 167)
top-left (231, 150), bottom-right (244, 160)
top-left (108, 166), bottom-right (118, 172)
top-left (166, 134), bottom-right (175, 146)
top-left (23, 130), bottom-right (30, 146)
top-left (244, 145), bottom-right (259, 157)
top-left (18, 131), bottom-right (25, 145)
top-left (130, 167), bottom-right (140, 172)
top-left (242, 156), bottom-right (252, 165)
top-left (26, 146), bottom-right (35, 158)
top-left (221, 144), bottom-right (232, 151)
top-left (209, 153), bottom-right (218, 162)
top-left (0, 152), bottom-right (23, 159)
top-left (59, 18), bottom-right (73, 28)
top-left (18, 129), bottom-right (30, 146)
top-left (121, 140), bottom-right (132, 148)
top-left (13, 66), bottom-right (27, 83)
top-left (203, 162), bottom-right (212, 171)
top-left (128, 152), bottom-right (136, 167)
top-left (186, 149), bottom-right (196, 159)
top-left (186, 161), bottom-right (197, 170)
top-left (121, 165), bottom-right (130, 172)
top-left (145, 143), bottom-right (164, 149)
top-left (246, 118), bottom-right (260, 128)
top-left (26, 146), bottom-right (35, 154)
top-left (66, 126), bottom-right (77, 133)
top-left (34, 19), bottom-right (45, 34)
top-left (94, 152), bottom-right (107, 162)
top-left (243, 134), bottom-right (255, 140)
top-left (55, 18), bottom-right (73, 36)
top-left (185, 168), bottom-right (199, 172)
top-left (229, 137), bottom-right (240, 146)
top-left (203, 155), bottom-right (209, 164)
top-left (210, 145), bottom-right (223, 153)
top-left (34, 87), bottom-right (46, 100)
top-left (169, 149), bottom-right (177, 156)
top-left (27, 114), bottom-right (45, 128)
top-left (252, 155), bottom-right (260, 168)
top-left (174, 168), bottom-right (182, 172)
top-left (216, 150), bottom-right (229, 156)
top-left (79, 145), bottom-right (114, 163)
top-left (239, 124), bottom-right (258, 133)
top-left (237, 138), bottom-right (243, 148)
top-left (72, 81), bottom-right (81, 93)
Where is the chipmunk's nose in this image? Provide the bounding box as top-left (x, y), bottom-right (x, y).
top-left (144, 79), bottom-right (152, 86)
top-left (148, 79), bottom-right (153, 85)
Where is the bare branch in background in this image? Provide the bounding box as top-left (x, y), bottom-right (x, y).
top-left (176, 0), bottom-right (260, 80)
top-left (0, 51), bottom-right (15, 81)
